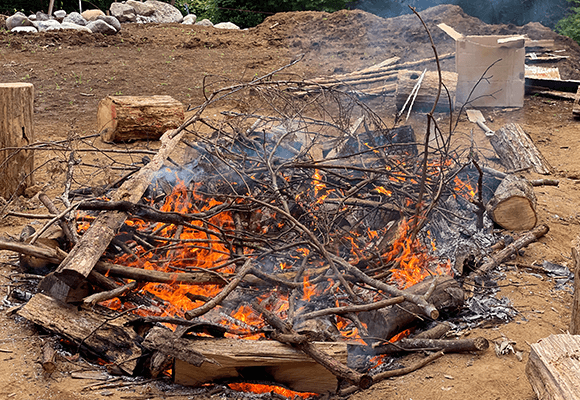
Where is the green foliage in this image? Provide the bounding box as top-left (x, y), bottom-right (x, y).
top-left (556, 0), bottom-right (580, 43)
top-left (0, 0), bottom-right (117, 15)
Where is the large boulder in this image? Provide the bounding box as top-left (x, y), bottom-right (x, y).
top-left (97, 15), bottom-right (121, 31)
top-left (81, 9), bottom-right (105, 21)
top-left (214, 21), bottom-right (239, 29)
top-left (33, 20), bottom-right (62, 31)
top-left (6, 12), bottom-right (34, 30)
top-left (61, 22), bottom-right (92, 32)
top-left (144, 0), bottom-right (183, 23)
top-left (63, 12), bottom-right (87, 26)
top-left (126, 0), bottom-right (155, 16)
top-left (11, 26), bottom-right (38, 33)
top-left (195, 18), bottom-right (213, 26)
top-left (86, 19), bottom-right (117, 34)
top-left (110, 2), bottom-right (137, 22)
top-left (182, 14), bottom-right (196, 25)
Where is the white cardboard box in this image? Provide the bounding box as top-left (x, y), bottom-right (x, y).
top-left (439, 23), bottom-right (525, 108)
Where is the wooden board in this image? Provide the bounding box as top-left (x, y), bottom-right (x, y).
top-left (0, 83), bottom-right (34, 198)
top-left (143, 327), bottom-right (347, 393)
top-left (526, 334), bottom-right (580, 400)
top-left (17, 293), bottom-right (142, 375)
top-left (97, 95), bottom-right (184, 142)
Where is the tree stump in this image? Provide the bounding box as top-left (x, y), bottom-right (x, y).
top-left (486, 174), bottom-right (537, 231)
top-left (0, 83), bottom-right (34, 198)
top-left (97, 95), bottom-right (185, 142)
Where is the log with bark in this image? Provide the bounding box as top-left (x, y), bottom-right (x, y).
top-left (486, 174), bottom-right (537, 231)
top-left (372, 337), bottom-right (489, 355)
top-left (97, 95), bottom-right (185, 142)
top-left (488, 123), bottom-right (553, 175)
top-left (570, 247), bottom-right (580, 335)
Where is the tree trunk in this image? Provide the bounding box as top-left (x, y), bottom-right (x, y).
top-left (0, 83), bottom-right (34, 198)
top-left (486, 174), bottom-right (537, 231)
top-left (97, 95), bottom-right (184, 142)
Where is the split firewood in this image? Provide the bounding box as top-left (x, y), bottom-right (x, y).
top-left (570, 247), bottom-right (580, 335)
top-left (40, 339), bottom-right (57, 374)
top-left (470, 224), bottom-right (550, 278)
top-left (486, 174), bottom-right (537, 231)
top-left (252, 300), bottom-right (373, 389)
top-left (372, 337), bottom-right (489, 355)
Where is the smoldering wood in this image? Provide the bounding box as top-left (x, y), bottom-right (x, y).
top-left (486, 174), bottom-right (537, 231)
top-left (17, 293), bottom-right (143, 375)
top-left (414, 322), bottom-right (452, 339)
top-left (488, 123), bottom-right (553, 175)
top-left (372, 337), bottom-right (489, 355)
top-left (357, 276), bottom-right (464, 341)
top-left (0, 83), bottom-right (35, 198)
top-left (143, 327), bottom-right (346, 393)
top-left (526, 334), bottom-right (580, 400)
top-left (296, 296), bottom-right (405, 321)
top-left (97, 95), bottom-right (185, 143)
top-left (38, 128), bottom-right (186, 302)
top-left (471, 224), bottom-right (549, 277)
top-left (82, 281), bottom-right (137, 307)
top-left (570, 247), bottom-right (580, 335)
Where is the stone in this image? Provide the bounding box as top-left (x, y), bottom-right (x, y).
top-left (6, 13), bottom-right (34, 30)
top-left (182, 14), bottom-right (196, 25)
top-left (144, 0), bottom-right (183, 23)
top-left (28, 14), bottom-right (36, 21)
top-left (60, 22), bottom-right (92, 32)
top-left (81, 9), bottom-right (105, 21)
top-left (63, 12), bottom-right (87, 26)
top-left (35, 11), bottom-right (51, 21)
top-left (11, 26), bottom-right (38, 33)
top-left (195, 18), bottom-right (213, 26)
top-left (136, 15), bottom-right (156, 23)
top-left (53, 10), bottom-right (67, 20)
top-left (214, 21), bottom-right (239, 29)
top-left (126, 0), bottom-right (155, 16)
top-left (97, 15), bottom-right (121, 31)
top-left (33, 20), bottom-right (62, 31)
top-left (86, 19), bottom-right (117, 35)
top-left (110, 2), bottom-right (137, 23)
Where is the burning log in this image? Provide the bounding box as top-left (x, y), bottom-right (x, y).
top-left (142, 327), bottom-right (347, 393)
top-left (488, 123), bottom-right (553, 175)
top-left (38, 128), bottom-right (186, 302)
top-left (97, 95), bottom-right (185, 143)
top-left (486, 174), bottom-right (537, 231)
top-left (17, 293), bottom-right (143, 375)
top-left (372, 337), bottom-right (489, 354)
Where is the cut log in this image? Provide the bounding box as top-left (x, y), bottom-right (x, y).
top-left (41, 339), bottom-right (57, 374)
top-left (573, 85), bottom-right (580, 118)
top-left (97, 95), bottom-right (185, 142)
top-left (395, 70), bottom-right (457, 112)
top-left (358, 275), bottom-right (464, 341)
top-left (526, 334), bottom-right (580, 400)
top-left (488, 123), bottom-right (553, 175)
top-left (0, 83), bottom-right (34, 198)
top-left (38, 128), bottom-right (185, 302)
top-left (17, 293), bottom-right (143, 375)
top-left (571, 247), bottom-right (580, 335)
top-left (486, 174), bottom-right (537, 231)
top-left (142, 327), bottom-right (347, 393)
top-left (372, 337), bottom-right (489, 355)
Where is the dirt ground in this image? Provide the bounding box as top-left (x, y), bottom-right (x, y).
top-left (1, 4), bottom-right (580, 399)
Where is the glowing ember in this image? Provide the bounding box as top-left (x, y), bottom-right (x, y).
top-left (227, 382), bottom-right (318, 399)
top-left (453, 176), bottom-right (477, 200)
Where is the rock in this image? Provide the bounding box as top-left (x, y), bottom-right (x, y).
top-left (11, 26), bottom-right (38, 33)
top-left (97, 15), bottom-right (121, 31)
top-left (136, 15), bottom-right (156, 23)
top-left (60, 22), bottom-right (92, 32)
top-left (182, 14), bottom-right (196, 25)
top-left (53, 10), bottom-right (67, 20)
top-left (110, 2), bottom-right (137, 22)
top-left (195, 18), bottom-right (213, 27)
top-left (126, 0), bottom-right (155, 16)
top-left (28, 14), bottom-right (36, 21)
top-left (214, 21), bottom-right (239, 29)
top-left (81, 9), bottom-right (105, 21)
top-left (33, 20), bottom-right (62, 31)
top-left (6, 13), bottom-right (34, 30)
top-left (86, 19), bottom-right (117, 34)
top-left (63, 12), bottom-right (87, 26)
top-left (35, 11), bottom-right (51, 21)
top-left (144, 0), bottom-right (183, 23)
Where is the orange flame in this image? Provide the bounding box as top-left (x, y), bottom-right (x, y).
top-left (227, 382), bottom-right (318, 399)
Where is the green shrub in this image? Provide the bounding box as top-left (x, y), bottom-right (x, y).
top-left (556, 0), bottom-right (580, 43)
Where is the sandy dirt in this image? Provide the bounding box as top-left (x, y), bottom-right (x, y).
top-left (1, 4), bottom-right (580, 399)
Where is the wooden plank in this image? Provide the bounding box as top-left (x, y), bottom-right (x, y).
top-left (573, 86), bottom-right (580, 118)
top-left (526, 77), bottom-right (580, 93)
top-left (17, 293), bottom-right (142, 375)
top-left (526, 334), bottom-right (580, 400)
top-left (39, 128), bottom-right (186, 301)
top-left (143, 327), bottom-right (347, 393)
top-left (437, 23), bottom-right (463, 41)
top-left (0, 83), bottom-right (34, 198)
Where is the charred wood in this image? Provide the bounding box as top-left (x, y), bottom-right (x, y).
top-left (413, 322), bottom-right (452, 340)
top-left (372, 337), bottom-right (489, 355)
